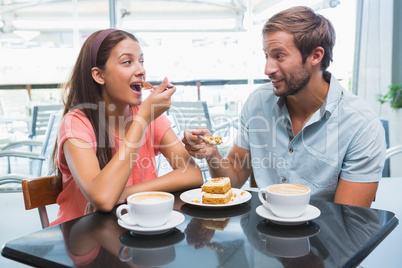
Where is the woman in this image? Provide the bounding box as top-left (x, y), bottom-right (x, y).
top-left (51, 29), bottom-right (203, 226)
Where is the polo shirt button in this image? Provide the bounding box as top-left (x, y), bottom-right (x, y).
top-left (282, 178), bottom-right (287, 183)
top-left (289, 148), bottom-right (294, 153)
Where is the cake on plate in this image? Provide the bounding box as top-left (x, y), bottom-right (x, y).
top-left (201, 177), bottom-right (231, 194)
top-left (201, 177), bottom-right (233, 204)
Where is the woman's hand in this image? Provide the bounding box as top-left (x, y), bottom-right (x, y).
top-left (137, 77), bottom-right (176, 124)
top-left (182, 128), bottom-right (217, 160)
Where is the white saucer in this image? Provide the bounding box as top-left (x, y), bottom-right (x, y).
top-left (180, 188), bottom-right (251, 207)
top-left (256, 205), bottom-right (321, 226)
top-left (118, 211), bottom-right (185, 235)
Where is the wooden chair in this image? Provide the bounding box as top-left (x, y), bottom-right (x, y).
top-left (22, 175), bottom-right (62, 229)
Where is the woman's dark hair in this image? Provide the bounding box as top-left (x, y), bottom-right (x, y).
top-left (52, 30), bottom-right (138, 176)
top-left (262, 6), bottom-right (335, 71)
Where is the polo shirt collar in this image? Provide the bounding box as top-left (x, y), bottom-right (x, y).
top-left (324, 74), bottom-right (343, 117)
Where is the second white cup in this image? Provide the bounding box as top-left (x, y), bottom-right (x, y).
top-left (258, 184), bottom-right (311, 218)
top-left (116, 191), bottom-right (174, 227)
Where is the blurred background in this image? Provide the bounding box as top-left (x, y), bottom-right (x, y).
top-left (1, 0), bottom-right (400, 172)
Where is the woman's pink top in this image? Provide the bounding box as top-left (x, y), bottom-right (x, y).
top-left (50, 106), bottom-right (171, 226)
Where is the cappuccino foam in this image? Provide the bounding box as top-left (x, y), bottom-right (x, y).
top-left (130, 193), bottom-right (171, 203)
top-left (268, 184), bottom-right (309, 195)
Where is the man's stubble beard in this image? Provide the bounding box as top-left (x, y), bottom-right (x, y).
top-left (273, 64), bottom-right (312, 97)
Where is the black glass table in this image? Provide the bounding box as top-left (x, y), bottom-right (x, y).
top-left (1, 191), bottom-right (398, 268)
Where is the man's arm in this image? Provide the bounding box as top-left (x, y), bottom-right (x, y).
top-left (207, 144), bottom-right (252, 189)
top-left (183, 128), bottom-right (252, 188)
top-left (333, 178), bottom-right (378, 208)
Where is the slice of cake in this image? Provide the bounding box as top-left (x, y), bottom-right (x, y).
top-left (201, 177), bottom-right (231, 194)
top-left (202, 189), bottom-right (233, 204)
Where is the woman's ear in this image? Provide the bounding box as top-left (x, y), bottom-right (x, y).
top-left (91, 67), bottom-right (105, 85)
top-left (310, 46), bottom-right (325, 67)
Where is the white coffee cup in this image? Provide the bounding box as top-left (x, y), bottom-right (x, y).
top-left (258, 184), bottom-right (310, 218)
top-left (116, 191), bottom-right (174, 227)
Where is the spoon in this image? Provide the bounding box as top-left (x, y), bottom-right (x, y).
top-left (140, 81), bottom-right (174, 90)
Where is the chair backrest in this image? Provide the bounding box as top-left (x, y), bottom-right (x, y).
top-left (386, 145), bottom-right (402, 160)
top-left (166, 113), bottom-right (182, 138)
top-left (167, 101), bottom-right (212, 131)
top-left (34, 112), bottom-right (62, 177)
top-left (29, 104), bottom-right (63, 139)
top-left (22, 175), bottom-right (62, 229)
top-left (381, 119), bottom-right (390, 177)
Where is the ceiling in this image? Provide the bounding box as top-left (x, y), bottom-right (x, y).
top-left (0, 0), bottom-right (336, 48)
top-left (0, 0), bottom-right (285, 32)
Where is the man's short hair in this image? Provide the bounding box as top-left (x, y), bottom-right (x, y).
top-left (262, 6), bottom-right (336, 71)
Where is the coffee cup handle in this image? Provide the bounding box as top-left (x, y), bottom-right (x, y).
top-left (118, 246), bottom-right (131, 262)
top-left (258, 188), bottom-right (271, 211)
top-left (116, 204), bottom-right (136, 225)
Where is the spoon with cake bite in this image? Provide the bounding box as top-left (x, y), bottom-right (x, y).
top-left (140, 81), bottom-right (153, 89)
top-left (140, 81), bottom-right (174, 90)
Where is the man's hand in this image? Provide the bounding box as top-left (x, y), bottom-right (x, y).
top-left (182, 128), bottom-right (218, 159)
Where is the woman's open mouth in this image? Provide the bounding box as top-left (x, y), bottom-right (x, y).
top-left (130, 83), bottom-right (142, 92)
top-left (130, 82), bottom-right (153, 93)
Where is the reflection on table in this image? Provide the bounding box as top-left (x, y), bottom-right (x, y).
top-left (1, 191), bottom-right (398, 268)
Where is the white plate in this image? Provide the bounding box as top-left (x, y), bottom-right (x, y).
top-left (256, 205), bottom-right (321, 226)
top-left (118, 211), bottom-right (185, 235)
top-left (180, 188), bottom-right (252, 207)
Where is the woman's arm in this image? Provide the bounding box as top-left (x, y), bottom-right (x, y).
top-left (64, 81), bottom-right (176, 212)
top-left (63, 117), bottom-right (149, 212)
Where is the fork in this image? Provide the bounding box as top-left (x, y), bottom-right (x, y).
top-left (186, 130), bottom-right (206, 141)
top-left (186, 130), bottom-right (221, 145)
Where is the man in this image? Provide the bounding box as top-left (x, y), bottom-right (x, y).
top-left (183, 6), bottom-right (385, 208)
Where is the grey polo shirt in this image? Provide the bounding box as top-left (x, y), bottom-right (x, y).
top-left (235, 75), bottom-right (386, 201)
